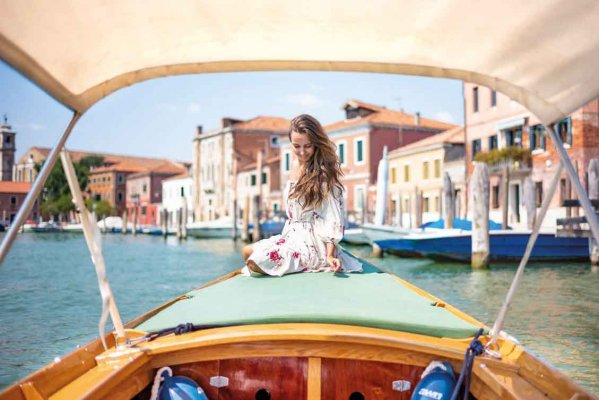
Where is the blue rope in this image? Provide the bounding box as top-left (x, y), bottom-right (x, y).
top-left (450, 328), bottom-right (485, 400)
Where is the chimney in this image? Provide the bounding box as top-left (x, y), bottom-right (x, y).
top-left (196, 125), bottom-right (203, 136)
top-left (221, 117), bottom-right (243, 129)
top-left (414, 112), bottom-right (421, 126)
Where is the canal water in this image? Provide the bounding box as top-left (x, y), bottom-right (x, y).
top-left (0, 233), bottom-right (597, 393)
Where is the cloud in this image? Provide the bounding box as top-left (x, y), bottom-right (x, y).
top-left (285, 93), bottom-right (324, 108)
top-left (187, 103), bottom-right (201, 114)
top-left (433, 111), bottom-right (456, 123)
top-left (27, 122), bottom-right (46, 131)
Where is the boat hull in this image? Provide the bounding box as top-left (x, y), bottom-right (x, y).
top-left (376, 232), bottom-right (590, 262)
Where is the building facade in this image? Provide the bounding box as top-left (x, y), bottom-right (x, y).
top-left (280, 100), bottom-right (456, 223)
top-left (192, 116), bottom-right (290, 222)
top-left (464, 83), bottom-right (599, 228)
top-left (0, 181), bottom-right (39, 225)
top-left (0, 119), bottom-right (16, 181)
top-left (387, 127), bottom-right (465, 227)
top-left (162, 173), bottom-right (193, 229)
top-left (236, 156), bottom-right (282, 222)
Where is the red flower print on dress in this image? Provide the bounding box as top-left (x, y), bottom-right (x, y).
top-left (292, 251), bottom-right (300, 259)
top-left (269, 250), bottom-right (282, 262)
top-left (276, 238), bottom-right (286, 245)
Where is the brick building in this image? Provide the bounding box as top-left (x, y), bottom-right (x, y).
top-left (464, 83), bottom-right (599, 228)
top-left (0, 181), bottom-right (39, 226)
top-left (192, 116), bottom-right (290, 222)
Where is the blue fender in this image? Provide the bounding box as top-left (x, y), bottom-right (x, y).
top-left (411, 361), bottom-right (456, 400)
top-left (159, 375), bottom-right (208, 400)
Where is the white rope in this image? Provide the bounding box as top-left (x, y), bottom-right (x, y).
top-left (488, 163), bottom-right (563, 348)
top-left (60, 150), bottom-right (128, 345)
top-left (150, 367), bottom-right (173, 400)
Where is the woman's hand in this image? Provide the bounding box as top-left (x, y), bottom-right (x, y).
top-left (326, 255), bottom-right (342, 272)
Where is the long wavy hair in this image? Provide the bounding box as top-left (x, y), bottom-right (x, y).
top-left (288, 114), bottom-right (344, 208)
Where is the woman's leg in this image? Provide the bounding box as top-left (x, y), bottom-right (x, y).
top-left (242, 244), bottom-right (266, 274)
top-left (242, 244), bottom-right (253, 261)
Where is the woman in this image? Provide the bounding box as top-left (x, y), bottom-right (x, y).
top-left (242, 114), bottom-right (362, 276)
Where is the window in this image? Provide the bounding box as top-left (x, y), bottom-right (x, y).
top-left (492, 185), bottom-right (499, 209)
top-left (424, 197), bottom-right (430, 212)
top-left (559, 178), bottom-right (567, 204)
top-left (284, 152), bottom-right (290, 172)
top-left (504, 127), bottom-right (522, 147)
top-left (10, 196), bottom-right (17, 205)
top-left (355, 186), bottom-right (365, 210)
top-left (390, 167), bottom-right (397, 184)
top-left (423, 161), bottom-right (429, 179)
top-left (273, 203), bottom-right (279, 213)
top-left (535, 181), bottom-right (543, 207)
top-left (434, 196), bottom-right (439, 212)
top-left (251, 174), bottom-right (257, 186)
top-left (491, 90), bottom-right (497, 107)
top-left (488, 135), bottom-right (498, 150)
top-left (270, 136), bottom-right (279, 147)
top-left (556, 117), bottom-right (572, 147)
top-left (529, 125), bottom-right (546, 151)
top-left (434, 160), bottom-right (441, 178)
top-left (5, 135), bottom-right (11, 143)
top-left (473, 87), bottom-right (479, 112)
top-left (355, 139), bottom-right (364, 164)
top-left (261, 172), bottom-right (267, 184)
top-left (117, 192), bottom-right (124, 203)
top-left (117, 174), bottom-right (124, 184)
top-left (338, 142), bottom-right (346, 164)
top-left (180, 187), bottom-right (185, 196)
top-left (143, 184), bottom-right (147, 193)
top-left (404, 165), bottom-right (410, 182)
top-left (141, 206), bottom-right (147, 215)
top-left (471, 139), bottom-right (482, 158)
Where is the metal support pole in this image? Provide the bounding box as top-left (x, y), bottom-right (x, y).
top-left (489, 163), bottom-right (563, 347)
top-left (546, 123), bottom-right (599, 245)
top-left (0, 112), bottom-right (82, 266)
top-left (61, 150), bottom-right (128, 345)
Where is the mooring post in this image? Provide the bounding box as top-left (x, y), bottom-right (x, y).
top-left (414, 186), bottom-right (422, 228)
top-left (122, 209), bottom-right (128, 235)
top-left (443, 172), bottom-right (454, 229)
top-left (471, 162), bottom-right (490, 269)
top-left (242, 196), bottom-right (250, 242)
top-left (132, 206), bottom-right (138, 236)
top-left (252, 195), bottom-right (261, 242)
top-left (589, 159), bottom-right (599, 266)
top-left (501, 164), bottom-right (509, 229)
top-left (161, 208), bottom-right (168, 239)
top-left (181, 200), bottom-right (188, 240)
top-left (523, 177), bottom-right (536, 230)
top-left (371, 242), bottom-right (383, 258)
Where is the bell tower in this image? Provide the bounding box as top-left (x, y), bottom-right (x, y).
top-left (0, 114), bottom-right (16, 181)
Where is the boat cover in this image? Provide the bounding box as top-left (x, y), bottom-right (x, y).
top-left (1, 1), bottom-right (598, 123)
top-left (137, 264), bottom-right (483, 339)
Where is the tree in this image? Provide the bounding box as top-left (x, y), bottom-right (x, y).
top-left (85, 199), bottom-right (113, 219)
top-left (36, 156), bottom-right (105, 221)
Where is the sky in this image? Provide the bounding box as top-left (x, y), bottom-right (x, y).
top-left (0, 60), bottom-right (464, 163)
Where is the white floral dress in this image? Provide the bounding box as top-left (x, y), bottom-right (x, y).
top-left (247, 181), bottom-right (362, 276)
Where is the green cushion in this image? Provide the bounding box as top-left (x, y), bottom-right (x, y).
top-left (136, 265), bottom-right (482, 339)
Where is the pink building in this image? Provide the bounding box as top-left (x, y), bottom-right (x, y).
top-left (126, 163), bottom-right (188, 226)
top-left (464, 83), bottom-right (599, 228)
top-left (281, 100), bottom-right (455, 223)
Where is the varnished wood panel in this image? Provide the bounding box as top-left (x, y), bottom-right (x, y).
top-left (218, 357), bottom-right (307, 400)
top-left (321, 358), bottom-right (424, 400)
top-left (171, 361), bottom-right (220, 400)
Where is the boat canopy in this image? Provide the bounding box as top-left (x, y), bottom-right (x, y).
top-left (1, 0), bottom-right (598, 124)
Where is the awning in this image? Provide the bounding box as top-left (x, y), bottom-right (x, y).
top-left (1, 0), bottom-right (598, 124)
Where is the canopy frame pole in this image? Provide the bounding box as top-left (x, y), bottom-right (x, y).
top-left (545, 122), bottom-right (599, 245)
top-left (488, 162), bottom-right (563, 347)
top-left (0, 112), bottom-right (82, 266)
top-left (60, 149), bottom-right (128, 344)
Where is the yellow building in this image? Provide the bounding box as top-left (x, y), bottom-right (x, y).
top-left (387, 127), bottom-right (465, 228)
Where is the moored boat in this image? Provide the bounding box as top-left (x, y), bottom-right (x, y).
top-left (375, 230), bottom-right (590, 262)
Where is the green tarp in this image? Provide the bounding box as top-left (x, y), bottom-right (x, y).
top-left (137, 264), bottom-right (483, 339)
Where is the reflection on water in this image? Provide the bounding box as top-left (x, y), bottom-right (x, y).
top-left (0, 234), bottom-right (597, 394)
